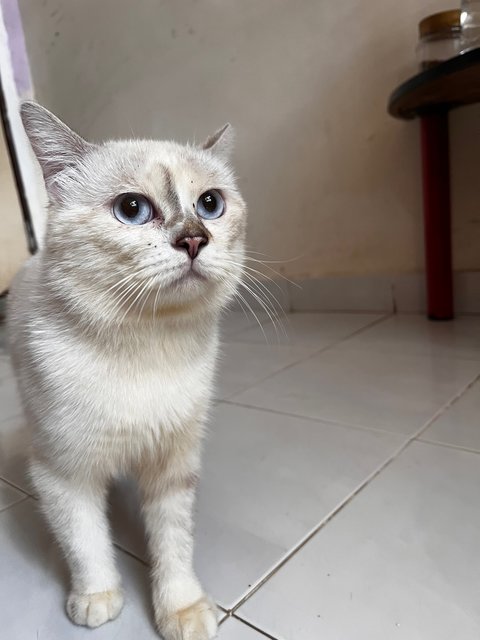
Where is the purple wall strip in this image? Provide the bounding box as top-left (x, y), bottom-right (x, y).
top-left (0, 0), bottom-right (32, 97)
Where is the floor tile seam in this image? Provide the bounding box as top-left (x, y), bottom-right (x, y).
top-left (93, 541), bottom-right (232, 620)
top-left (111, 542), bottom-right (233, 617)
top-left (0, 356), bottom-right (472, 568)
top-left (227, 312), bottom-right (394, 351)
top-left (0, 494), bottom-right (29, 515)
top-left (414, 371), bottom-right (480, 432)
top-left (0, 501), bottom-right (231, 620)
top-left (229, 371), bottom-right (480, 614)
top-left (224, 313), bottom-right (393, 400)
top-left (416, 437), bottom-right (480, 456)
top-left (221, 399), bottom-right (409, 438)
top-left (0, 474), bottom-right (32, 498)
top-left (331, 344), bottom-right (480, 364)
top-left (231, 613), bottom-right (281, 639)
top-left (228, 438), bottom-right (411, 614)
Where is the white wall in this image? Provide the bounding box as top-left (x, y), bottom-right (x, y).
top-left (17, 0), bottom-right (480, 281)
top-left (0, 1), bottom-right (29, 291)
top-left (0, 120), bottom-right (28, 291)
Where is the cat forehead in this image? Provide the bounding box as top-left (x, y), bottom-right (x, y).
top-left (95, 139), bottom-right (227, 185)
top-left (65, 138), bottom-right (236, 210)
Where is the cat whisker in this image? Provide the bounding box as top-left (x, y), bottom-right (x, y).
top-left (120, 278), bottom-right (154, 325)
top-left (244, 249), bottom-right (304, 265)
top-left (239, 254), bottom-right (302, 289)
top-left (108, 277), bottom-right (147, 318)
top-left (221, 257), bottom-right (287, 297)
top-left (239, 272), bottom-right (288, 338)
top-left (220, 259), bottom-right (289, 322)
top-left (217, 259), bottom-right (288, 330)
top-left (102, 267), bottom-right (158, 322)
top-left (103, 271), bottom-right (141, 296)
top-left (216, 262), bottom-right (286, 342)
top-left (103, 263), bottom-right (155, 296)
top-left (230, 291), bottom-right (250, 323)
top-left (232, 288), bottom-right (269, 343)
top-left (242, 265), bottom-right (289, 296)
top-left (137, 277), bottom-right (157, 321)
top-left (114, 279), bottom-right (149, 324)
top-left (152, 280), bottom-right (162, 319)
top-left (245, 261), bottom-right (301, 289)
top-left (238, 279), bottom-right (283, 342)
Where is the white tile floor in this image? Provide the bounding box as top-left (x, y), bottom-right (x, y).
top-left (1, 311), bottom-right (480, 639)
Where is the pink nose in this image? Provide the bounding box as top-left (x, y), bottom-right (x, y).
top-left (174, 235), bottom-right (208, 260)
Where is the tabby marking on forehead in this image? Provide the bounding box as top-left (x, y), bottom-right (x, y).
top-left (161, 165), bottom-right (182, 216)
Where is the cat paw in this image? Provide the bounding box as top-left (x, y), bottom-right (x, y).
top-left (66, 588), bottom-right (124, 628)
top-left (157, 596), bottom-right (218, 640)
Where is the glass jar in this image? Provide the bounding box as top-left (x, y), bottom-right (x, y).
top-left (460, 0), bottom-right (480, 52)
top-left (416, 10), bottom-right (461, 71)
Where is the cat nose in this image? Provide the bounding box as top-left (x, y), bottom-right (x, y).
top-left (174, 235), bottom-right (209, 260)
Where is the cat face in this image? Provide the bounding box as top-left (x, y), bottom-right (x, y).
top-left (21, 102), bottom-right (246, 321)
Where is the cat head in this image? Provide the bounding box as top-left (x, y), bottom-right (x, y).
top-left (21, 101), bottom-right (246, 324)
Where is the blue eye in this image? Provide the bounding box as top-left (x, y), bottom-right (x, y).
top-left (196, 190), bottom-right (225, 220)
top-left (113, 193), bottom-right (154, 225)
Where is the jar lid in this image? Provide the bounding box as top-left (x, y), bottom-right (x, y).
top-left (419, 9), bottom-right (461, 37)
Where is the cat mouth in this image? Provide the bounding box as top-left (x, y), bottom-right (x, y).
top-left (170, 265), bottom-right (208, 287)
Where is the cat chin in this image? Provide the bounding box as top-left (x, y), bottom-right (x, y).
top-left (169, 269), bottom-right (208, 288)
top-left (144, 277), bottom-right (227, 316)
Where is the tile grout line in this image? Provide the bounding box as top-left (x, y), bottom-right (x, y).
top-left (0, 494), bottom-right (29, 515)
top-left (218, 606), bottom-right (230, 625)
top-left (221, 398), bottom-right (409, 438)
top-left (112, 542), bottom-right (149, 567)
top-left (231, 613), bottom-right (281, 639)
top-left (0, 474), bottom-right (33, 498)
top-left (228, 370), bottom-right (480, 616)
top-left (416, 437), bottom-right (480, 455)
top-left (222, 312), bottom-right (393, 401)
top-left (112, 542), bottom-right (232, 621)
top-left (2, 487), bottom-right (232, 621)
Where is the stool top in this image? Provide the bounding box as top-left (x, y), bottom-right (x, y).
top-left (388, 48), bottom-right (480, 120)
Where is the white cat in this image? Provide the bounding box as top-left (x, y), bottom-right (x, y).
top-left (7, 102), bottom-right (246, 639)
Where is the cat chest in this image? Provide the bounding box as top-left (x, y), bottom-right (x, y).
top-left (37, 337), bottom-right (215, 430)
top-left (89, 363), bottom-right (208, 425)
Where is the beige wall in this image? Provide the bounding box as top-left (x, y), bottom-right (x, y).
top-left (18, 0), bottom-right (479, 279)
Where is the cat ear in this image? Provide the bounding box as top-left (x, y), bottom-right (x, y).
top-left (20, 101), bottom-right (93, 190)
top-left (201, 123), bottom-right (234, 160)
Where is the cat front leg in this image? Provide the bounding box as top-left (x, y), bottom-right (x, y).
top-left (30, 458), bottom-right (124, 628)
top-left (138, 444), bottom-right (218, 640)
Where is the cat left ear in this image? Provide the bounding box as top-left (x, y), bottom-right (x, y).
top-left (20, 101), bottom-right (94, 190)
top-left (201, 123), bottom-right (234, 160)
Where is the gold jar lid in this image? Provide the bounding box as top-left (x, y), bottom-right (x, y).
top-left (419, 9), bottom-right (461, 37)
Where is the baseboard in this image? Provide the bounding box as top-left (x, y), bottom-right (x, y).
top-left (289, 276), bottom-right (394, 313)
top-left (390, 272), bottom-right (480, 314)
top-left (230, 272), bottom-right (480, 315)
top-left (454, 272), bottom-right (480, 314)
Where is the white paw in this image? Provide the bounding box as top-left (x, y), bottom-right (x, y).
top-left (66, 588), bottom-right (124, 628)
top-left (157, 596), bottom-right (218, 640)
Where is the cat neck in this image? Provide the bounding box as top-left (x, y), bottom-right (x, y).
top-left (37, 254), bottom-right (222, 346)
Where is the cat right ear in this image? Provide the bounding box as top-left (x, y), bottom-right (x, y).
top-left (20, 101), bottom-right (93, 191)
top-left (201, 123), bottom-right (234, 160)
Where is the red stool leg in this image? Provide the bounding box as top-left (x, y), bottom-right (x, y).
top-left (420, 112), bottom-right (454, 320)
